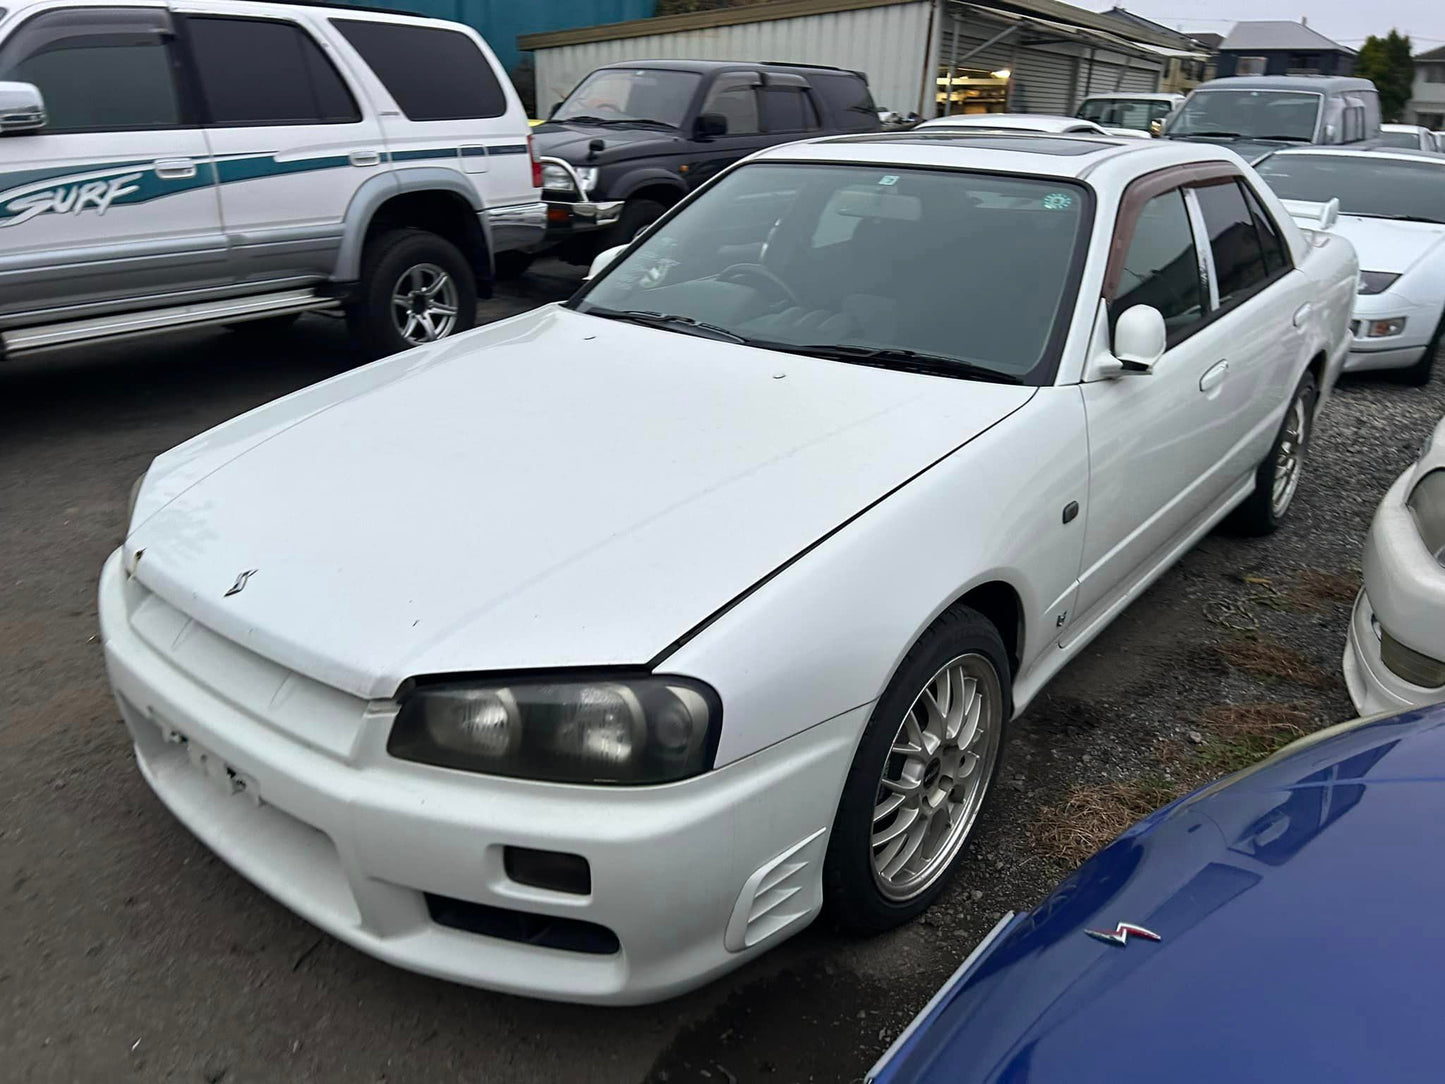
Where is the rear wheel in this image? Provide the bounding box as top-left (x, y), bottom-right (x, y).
top-left (824, 605), bottom-right (1009, 933)
top-left (1227, 369), bottom-right (1316, 536)
top-left (347, 228), bottom-right (476, 359)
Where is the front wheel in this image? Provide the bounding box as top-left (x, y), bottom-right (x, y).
top-left (347, 229), bottom-right (476, 359)
top-left (823, 605), bottom-right (1009, 933)
top-left (1227, 369), bottom-right (1316, 536)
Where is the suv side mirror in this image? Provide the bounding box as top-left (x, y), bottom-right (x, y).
top-left (1113, 305), bottom-right (1166, 372)
top-left (0, 82), bottom-right (46, 134)
top-left (694, 112), bottom-right (728, 139)
top-left (586, 244), bottom-right (628, 281)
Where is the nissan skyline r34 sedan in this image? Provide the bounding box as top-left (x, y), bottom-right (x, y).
top-left (100, 131), bottom-right (1358, 1004)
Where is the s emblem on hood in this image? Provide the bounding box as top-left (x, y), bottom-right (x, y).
top-left (224, 569), bottom-right (257, 597)
top-left (1085, 922), bottom-right (1161, 947)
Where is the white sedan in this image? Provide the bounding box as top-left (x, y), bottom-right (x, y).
top-left (1345, 414), bottom-right (1445, 714)
top-left (1379, 123), bottom-right (1441, 153)
top-left (101, 135), bottom-right (1356, 1004)
top-left (914, 113), bottom-right (1111, 136)
top-left (1257, 148), bottom-right (1445, 385)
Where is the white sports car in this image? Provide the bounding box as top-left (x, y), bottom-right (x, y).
top-left (1256, 147), bottom-right (1445, 385)
top-left (101, 132), bottom-right (1356, 1004)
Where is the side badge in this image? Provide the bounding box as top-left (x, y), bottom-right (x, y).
top-left (224, 569), bottom-right (257, 597)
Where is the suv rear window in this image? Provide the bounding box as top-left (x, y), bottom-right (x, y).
top-left (332, 19), bottom-right (505, 121)
top-left (807, 72), bottom-right (878, 132)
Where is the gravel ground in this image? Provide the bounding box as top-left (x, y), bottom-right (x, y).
top-left (2, 268), bottom-right (1440, 1084)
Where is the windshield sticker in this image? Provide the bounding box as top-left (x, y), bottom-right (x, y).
top-left (878, 174), bottom-right (899, 186)
top-left (1042, 192), bottom-right (1073, 210)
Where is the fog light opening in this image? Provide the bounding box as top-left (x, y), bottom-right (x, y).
top-left (504, 846), bottom-right (592, 895)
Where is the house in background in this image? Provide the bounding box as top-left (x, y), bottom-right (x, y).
top-left (1406, 44), bottom-right (1445, 130)
top-left (1216, 20), bottom-right (1356, 78)
top-left (1098, 7), bottom-right (1218, 91)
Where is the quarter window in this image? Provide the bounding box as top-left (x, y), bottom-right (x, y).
top-left (1111, 189), bottom-right (1206, 343)
top-left (1193, 181), bottom-right (1270, 306)
top-left (0, 7), bottom-right (183, 132)
top-left (701, 73), bottom-right (761, 136)
top-left (186, 17), bottom-right (359, 126)
top-left (332, 20), bottom-right (506, 121)
top-left (1240, 181), bottom-right (1289, 275)
top-left (808, 72), bottom-right (879, 131)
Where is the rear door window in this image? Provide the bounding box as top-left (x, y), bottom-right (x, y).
top-left (332, 19), bottom-right (505, 121)
top-left (1193, 180), bottom-right (1270, 306)
top-left (1240, 180), bottom-right (1290, 274)
top-left (186, 16), bottom-right (359, 125)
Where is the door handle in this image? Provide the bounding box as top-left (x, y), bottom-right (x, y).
top-left (153, 158), bottom-right (196, 179)
top-left (1199, 360), bottom-right (1229, 393)
top-left (349, 150), bottom-right (382, 167)
top-left (1292, 302), bottom-right (1312, 328)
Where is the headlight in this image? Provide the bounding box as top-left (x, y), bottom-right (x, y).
top-left (387, 675), bottom-right (720, 784)
top-left (1358, 271), bottom-right (1400, 295)
top-left (574, 166), bottom-right (600, 194)
top-left (540, 162), bottom-right (576, 192)
top-left (1363, 316), bottom-right (1407, 338)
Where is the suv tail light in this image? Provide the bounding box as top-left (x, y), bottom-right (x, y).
top-left (528, 133), bottom-right (542, 189)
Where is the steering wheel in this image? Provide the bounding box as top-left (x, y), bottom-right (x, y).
top-left (718, 263), bottom-right (801, 307)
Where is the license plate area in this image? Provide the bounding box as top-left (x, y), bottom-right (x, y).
top-left (155, 718), bottom-right (262, 807)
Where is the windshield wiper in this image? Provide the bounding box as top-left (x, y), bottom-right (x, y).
top-left (594, 117), bottom-right (677, 129)
top-left (1253, 134), bottom-right (1311, 142)
top-left (1348, 212), bottom-right (1445, 224)
top-left (559, 115), bottom-right (676, 129)
top-left (761, 343), bottom-right (1024, 384)
top-left (1177, 130), bottom-right (1242, 138)
top-left (584, 307), bottom-right (748, 344)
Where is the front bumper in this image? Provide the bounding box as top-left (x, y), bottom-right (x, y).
top-left (1344, 292), bottom-right (1440, 372)
top-left (1343, 467), bottom-right (1445, 715)
top-left (481, 200), bottom-right (547, 256)
top-left (538, 157), bottom-right (624, 239)
top-left (98, 550), bottom-right (863, 1004)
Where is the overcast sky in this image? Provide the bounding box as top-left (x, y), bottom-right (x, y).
top-left (1090, 0), bottom-right (1440, 50)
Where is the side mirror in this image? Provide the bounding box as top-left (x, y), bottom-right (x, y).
top-left (0, 82), bottom-right (46, 134)
top-left (1113, 305), bottom-right (1166, 372)
top-left (694, 112), bottom-right (728, 139)
top-left (586, 244), bottom-right (628, 281)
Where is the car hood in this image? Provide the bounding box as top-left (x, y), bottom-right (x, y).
top-left (532, 122), bottom-right (686, 164)
top-left (876, 705), bottom-right (1445, 1082)
top-left (125, 305), bottom-right (1033, 701)
top-left (1330, 214), bottom-right (1445, 279)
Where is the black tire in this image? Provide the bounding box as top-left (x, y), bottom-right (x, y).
top-left (224, 312), bottom-right (300, 336)
top-left (493, 250), bottom-right (535, 281)
top-left (823, 605), bottom-right (1011, 934)
top-left (1394, 311), bottom-right (1443, 387)
top-left (1227, 369), bottom-right (1317, 536)
top-left (347, 228), bottom-right (476, 360)
top-left (602, 198), bottom-right (666, 250)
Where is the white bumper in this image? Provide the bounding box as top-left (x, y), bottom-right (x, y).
top-left (98, 550), bottom-right (863, 1004)
top-left (1345, 291), bottom-right (1441, 373)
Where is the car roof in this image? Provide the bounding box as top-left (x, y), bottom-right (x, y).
top-left (1079, 92), bottom-right (1183, 101)
top-left (589, 58), bottom-right (862, 78)
top-left (1264, 146), bottom-right (1445, 166)
top-left (1190, 75), bottom-right (1376, 93)
top-left (0, 0), bottom-right (474, 28)
top-left (917, 114), bottom-right (1101, 133)
top-left (750, 133), bottom-right (1242, 184)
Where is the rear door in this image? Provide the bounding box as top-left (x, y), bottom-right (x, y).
top-left (0, 5), bottom-right (226, 318)
top-left (174, 7), bottom-right (386, 284)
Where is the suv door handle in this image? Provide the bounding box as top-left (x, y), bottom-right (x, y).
top-left (153, 158), bottom-right (196, 179)
top-left (1292, 302), bottom-right (1312, 328)
top-left (349, 150), bottom-right (382, 167)
top-left (1199, 360), bottom-right (1229, 393)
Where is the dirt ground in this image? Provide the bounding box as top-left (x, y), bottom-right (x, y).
top-left (3, 267), bottom-right (1441, 1083)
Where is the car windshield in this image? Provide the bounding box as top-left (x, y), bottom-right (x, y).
top-left (1077, 98), bottom-right (1174, 130)
top-left (573, 162), bottom-right (1090, 384)
top-left (552, 68), bottom-right (700, 128)
top-left (1255, 154), bottom-right (1445, 223)
top-left (1378, 129), bottom-right (1421, 148)
top-left (1166, 90), bottom-right (1320, 141)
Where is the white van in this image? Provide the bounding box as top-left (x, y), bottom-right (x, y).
top-left (0, 0), bottom-right (544, 359)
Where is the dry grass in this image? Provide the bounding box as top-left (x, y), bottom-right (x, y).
top-left (1031, 702), bottom-right (1313, 866)
top-left (1217, 638), bottom-right (1337, 688)
top-left (1292, 568), bottom-right (1359, 610)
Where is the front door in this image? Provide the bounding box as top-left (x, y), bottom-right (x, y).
top-left (173, 7), bottom-right (386, 284)
top-left (0, 5), bottom-right (226, 318)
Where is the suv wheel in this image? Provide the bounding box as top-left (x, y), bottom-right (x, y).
top-left (349, 229), bottom-right (476, 359)
top-left (603, 198), bottom-right (666, 249)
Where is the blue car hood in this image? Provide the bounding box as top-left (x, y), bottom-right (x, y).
top-left (878, 705), bottom-right (1445, 1083)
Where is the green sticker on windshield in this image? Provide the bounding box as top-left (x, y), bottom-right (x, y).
top-left (878, 174), bottom-right (900, 186)
top-left (1042, 192), bottom-right (1073, 210)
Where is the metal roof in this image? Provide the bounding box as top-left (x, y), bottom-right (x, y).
top-left (1218, 20), bottom-right (1355, 55)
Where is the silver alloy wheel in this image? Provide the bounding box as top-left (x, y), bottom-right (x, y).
top-left (1271, 391), bottom-right (1309, 517)
top-left (390, 262), bottom-right (459, 345)
top-left (871, 653), bottom-right (1003, 901)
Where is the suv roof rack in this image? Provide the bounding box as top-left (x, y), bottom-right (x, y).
top-left (762, 61), bottom-right (845, 71)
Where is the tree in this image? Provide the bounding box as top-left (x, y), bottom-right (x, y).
top-left (1356, 30), bottom-right (1414, 122)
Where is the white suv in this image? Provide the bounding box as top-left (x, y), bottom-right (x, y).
top-left (0, 0), bottom-right (544, 359)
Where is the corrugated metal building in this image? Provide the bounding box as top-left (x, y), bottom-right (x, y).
top-left (519, 0), bottom-right (1204, 118)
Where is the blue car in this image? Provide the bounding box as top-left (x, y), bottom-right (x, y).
top-left (869, 703), bottom-right (1445, 1083)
